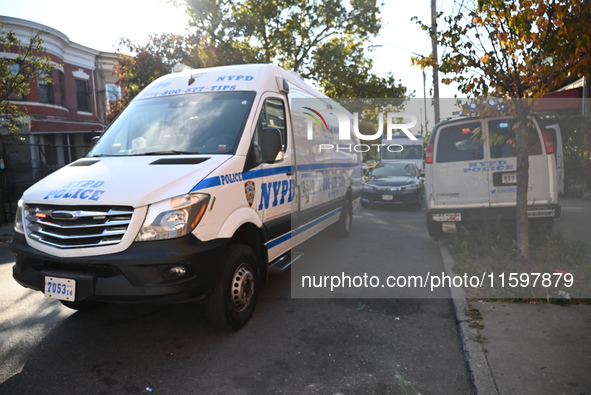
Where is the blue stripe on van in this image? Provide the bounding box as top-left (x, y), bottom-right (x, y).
top-left (191, 162), bottom-right (357, 192)
top-left (265, 207), bottom-right (341, 250)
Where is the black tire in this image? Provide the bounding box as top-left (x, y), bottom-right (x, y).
top-left (334, 197), bottom-right (353, 237)
top-left (427, 216), bottom-right (444, 237)
top-left (59, 300), bottom-right (102, 311)
top-left (206, 244), bottom-right (260, 331)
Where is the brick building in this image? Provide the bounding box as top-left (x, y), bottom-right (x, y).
top-left (0, 16), bottom-right (119, 221)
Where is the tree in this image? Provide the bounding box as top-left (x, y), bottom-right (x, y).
top-left (111, 31), bottom-right (246, 120)
top-left (0, 26), bottom-right (56, 135)
top-left (413, 0), bottom-right (591, 260)
top-left (184, 0), bottom-right (402, 98)
top-left (111, 33), bottom-right (198, 120)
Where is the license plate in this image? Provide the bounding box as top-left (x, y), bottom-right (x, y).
top-left (528, 209), bottom-right (555, 218)
top-left (502, 172), bottom-right (517, 184)
top-left (382, 195), bottom-right (393, 201)
top-left (45, 276), bottom-right (76, 301)
top-left (432, 213), bottom-right (462, 222)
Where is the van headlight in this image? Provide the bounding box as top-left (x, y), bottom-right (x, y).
top-left (135, 193), bottom-right (210, 242)
top-left (14, 198), bottom-right (25, 234)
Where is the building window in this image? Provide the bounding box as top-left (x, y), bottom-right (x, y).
top-left (38, 71), bottom-right (54, 104)
top-left (59, 70), bottom-right (66, 107)
top-left (106, 84), bottom-right (122, 102)
top-left (7, 62), bottom-right (25, 101)
top-left (75, 78), bottom-right (91, 112)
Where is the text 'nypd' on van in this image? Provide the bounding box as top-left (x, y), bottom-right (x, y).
top-left (424, 116), bottom-right (560, 237)
top-left (11, 64), bottom-right (362, 330)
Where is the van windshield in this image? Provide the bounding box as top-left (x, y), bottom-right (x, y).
top-left (382, 145), bottom-right (423, 160)
top-left (88, 91), bottom-right (256, 157)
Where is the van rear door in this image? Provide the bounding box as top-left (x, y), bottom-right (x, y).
top-left (430, 120), bottom-right (489, 211)
top-left (486, 118), bottom-right (554, 208)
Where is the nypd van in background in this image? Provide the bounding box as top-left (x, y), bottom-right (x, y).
top-left (11, 64), bottom-right (362, 330)
top-left (424, 116), bottom-right (560, 237)
top-left (380, 134), bottom-right (424, 172)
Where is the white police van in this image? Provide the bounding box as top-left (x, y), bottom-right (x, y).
top-left (11, 64), bottom-right (362, 330)
top-left (425, 116), bottom-right (560, 237)
top-left (380, 134), bottom-right (424, 172)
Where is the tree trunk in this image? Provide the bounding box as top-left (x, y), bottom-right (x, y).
top-left (515, 102), bottom-right (530, 260)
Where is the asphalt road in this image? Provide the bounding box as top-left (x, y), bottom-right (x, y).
top-left (0, 206), bottom-right (472, 394)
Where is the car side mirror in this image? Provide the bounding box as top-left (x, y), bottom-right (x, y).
top-left (261, 127), bottom-right (283, 163)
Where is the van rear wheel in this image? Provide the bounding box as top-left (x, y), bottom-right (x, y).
top-left (205, 244), bottom-right (260, 331)
top-left (427, 216), bottom-right (444, 237)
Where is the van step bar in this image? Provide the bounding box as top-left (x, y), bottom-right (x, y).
top-left (268, 251), bottom-right (304, 273)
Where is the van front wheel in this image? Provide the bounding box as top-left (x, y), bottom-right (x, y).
top-left (334, 197), bottom-right (353, 238)
top-left (426, 217), bottom-right (444, 237)
top-left (206, 244), bottom-right (260, 331)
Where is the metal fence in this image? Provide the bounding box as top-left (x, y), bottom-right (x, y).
top-left (0, 142), bottom-right (91, 223)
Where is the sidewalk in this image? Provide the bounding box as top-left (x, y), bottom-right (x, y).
top-left (441, 197), bottom-right (591, 395)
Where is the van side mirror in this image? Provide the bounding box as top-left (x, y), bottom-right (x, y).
top-left (261, 127), bottom-right (283, 163)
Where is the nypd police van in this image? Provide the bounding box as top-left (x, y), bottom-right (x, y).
top-left (425, 116), bottom-right (560, 237)
top-left (11, 64), bottom-right (362, 330)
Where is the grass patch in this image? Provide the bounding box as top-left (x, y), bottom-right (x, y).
top-left (447, 220), bottom-right (591, 303)
top-left (465, 305), bottom-right (484, 330)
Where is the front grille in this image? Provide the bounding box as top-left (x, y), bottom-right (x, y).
top-left (24, 204), bottom-right (135, 249)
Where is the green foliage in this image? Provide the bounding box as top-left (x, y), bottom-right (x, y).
top-left (448, 220), bottom-right (516, 263)
top-left (449, 220), bottom-right (591, 301)
top-left (185, 0), bottom-right (405, 98)
top-left (413, 0), bottom-right (591, 99)
top-left (112, 33), bottom-right (223, 119)
top-left (0, 25), bottom-right (56, 134)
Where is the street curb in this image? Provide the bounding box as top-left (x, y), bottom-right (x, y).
top-left (438, 240), bottom-right (499, 395)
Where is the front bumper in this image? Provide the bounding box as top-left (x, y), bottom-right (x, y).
top-left (362, 188), bottom-right (423, 206)
top-left (11, 233), bottom-right (229, 304)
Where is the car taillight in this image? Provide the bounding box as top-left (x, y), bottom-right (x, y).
top-left (542, 131), bottom-right (555, 154)
top-left (425, 143), bottom-right (434, 164)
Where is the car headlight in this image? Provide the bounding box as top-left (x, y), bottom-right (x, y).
top-left (14, 198), bottom-right (25, 234)
top-left (405, 182), bottom-right (422, 190)
top-left (135, 193), bottom-right (210, 242)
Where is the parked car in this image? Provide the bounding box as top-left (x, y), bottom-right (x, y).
top-left (361, 161), bottom-right (424, 209)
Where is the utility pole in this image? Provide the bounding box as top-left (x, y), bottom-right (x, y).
top-left (431, 0), bottom-right (441, 124)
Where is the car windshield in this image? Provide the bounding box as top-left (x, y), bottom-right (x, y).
top-left (88, 91), bottom-right (256, 157)
top-left (371, 163), bottom-right (417, 178)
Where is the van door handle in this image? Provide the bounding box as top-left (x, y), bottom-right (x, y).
top-left (286, 171), bottom-right (293, 176)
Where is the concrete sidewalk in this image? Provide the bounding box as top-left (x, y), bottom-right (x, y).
top-left (442, 197), bottom-right (591, 395)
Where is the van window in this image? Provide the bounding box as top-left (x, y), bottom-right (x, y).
top-left (252, 98), bottom-right (287, 161)
top-left (435, 122), bottom-right (484, 163)
top-left (488, 119), bottom-right (542, 158)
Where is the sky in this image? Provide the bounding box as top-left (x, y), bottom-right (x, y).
top-left (1, 0), bottom-right (460, 127)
